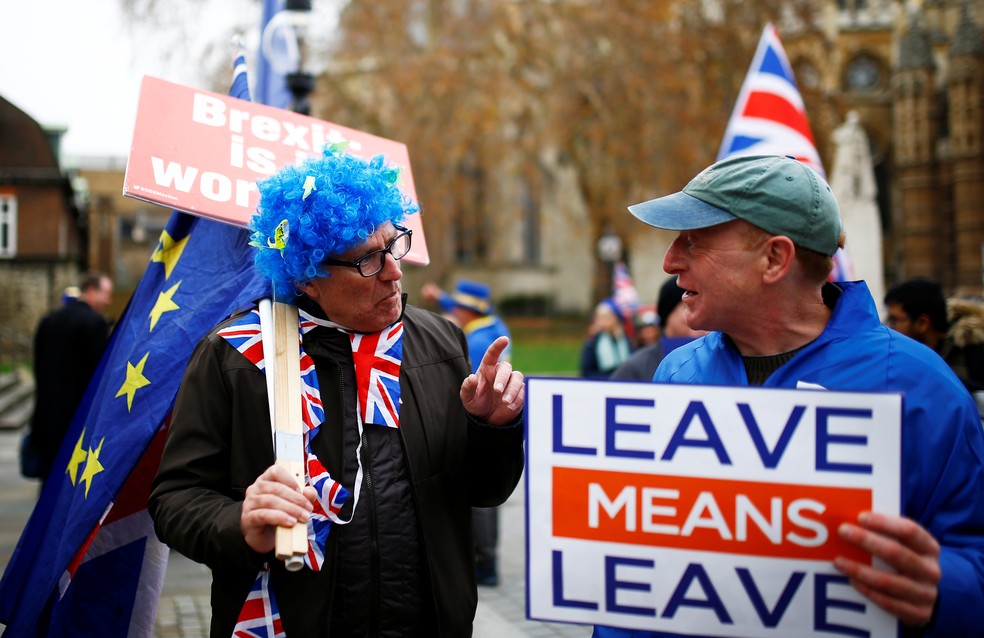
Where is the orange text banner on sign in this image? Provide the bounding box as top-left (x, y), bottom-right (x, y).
top-left (552, 467), bottom-right (870, 563)
top-left (524, 377), bottom-right (902, 637)
top-left (123, 75), bottom-right (429, 266)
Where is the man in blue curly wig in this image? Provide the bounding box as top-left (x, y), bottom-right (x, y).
top-left (150, 147), bottom-right (526, 637)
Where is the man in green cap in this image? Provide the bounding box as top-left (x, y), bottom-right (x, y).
top-left (593, 155), bottom-right (984, 637)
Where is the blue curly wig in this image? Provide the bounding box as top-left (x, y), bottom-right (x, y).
top-left (249, 146), bottom-right (419, 298)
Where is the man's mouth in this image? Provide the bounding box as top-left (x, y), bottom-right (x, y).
top-left (380, 288), bottom-right (401, 303)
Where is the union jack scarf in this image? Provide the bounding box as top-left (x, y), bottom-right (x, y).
top-left (218, 304), bottom-right (404, 637)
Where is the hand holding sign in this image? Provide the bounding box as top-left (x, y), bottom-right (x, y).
top-left (835, 511), bottom-right (941, 628)
top-left (241, 464), bottom-right (316, 555)
top-left (460, 336), bottom-right (524, 426)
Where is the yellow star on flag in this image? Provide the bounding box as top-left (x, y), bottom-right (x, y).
top-left (116, 352), bottom-right (151, 411)
top-left (149, 281), bottom-right (182, 331)
top-left (66, 428), bottom-right (88, 486)
top-left (79, 437), bottom-right (106, 499)
top-left (151, 230), bottom-right (190, 280)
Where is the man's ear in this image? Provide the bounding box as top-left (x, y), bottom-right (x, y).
top-left (762, 235), bottom-right (796, 284)
top-left (298, 281), bottom-right (317, 301)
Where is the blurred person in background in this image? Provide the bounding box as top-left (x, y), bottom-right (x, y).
top-left (421, 278), bottom-right (511, 585)
top-left (631, 305), bottom-right (660, 350)
top-left (884, 277), bottom-right (984, 394)
top-left (611, 276), bottom-right (707, 382)
top-left (29, 271), bottom-right (113, 482)
top-left (580, 300), bottom-right (632, 379)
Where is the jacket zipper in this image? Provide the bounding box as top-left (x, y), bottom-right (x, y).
top-left (324, 360), bottom-right (345, 631)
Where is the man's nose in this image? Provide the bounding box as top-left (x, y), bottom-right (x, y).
top-left (378, 251), bottom-right (403, 280)
top-left (663, 235), bottom-right (685, 274)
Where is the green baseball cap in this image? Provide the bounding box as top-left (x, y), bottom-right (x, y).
top-left (627, 155), bottom-right (843, 256)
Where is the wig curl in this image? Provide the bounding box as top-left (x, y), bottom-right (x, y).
top-left (249, 146), bottom-right (419, 298)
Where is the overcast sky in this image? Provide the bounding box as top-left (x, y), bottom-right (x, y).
top-left (0, 0), bottom-right (259, 162)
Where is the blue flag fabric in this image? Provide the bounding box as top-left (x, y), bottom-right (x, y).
top-left (0, 50), bottom-right (272, 626)
top-left (232, 50), bottom-right (252, 102)
top-left (256, 0), bottom-right (292, 108)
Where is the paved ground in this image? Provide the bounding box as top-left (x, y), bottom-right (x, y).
top-left (0, 429), bottom-right (591, 637)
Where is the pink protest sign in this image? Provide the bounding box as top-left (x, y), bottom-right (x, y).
top-left (124, 75), bottom-right (429, 265)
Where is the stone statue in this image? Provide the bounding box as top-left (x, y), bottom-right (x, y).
top-left (831, 111), bottom-right (878, 202)
top-left (830, 111), bottom-right (885, 311)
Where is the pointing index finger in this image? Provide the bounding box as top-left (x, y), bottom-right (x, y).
top-left (479, 336), bottom-right (510, 372)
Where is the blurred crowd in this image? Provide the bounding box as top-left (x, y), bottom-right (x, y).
top-left (579, 276), bottom-right (706, 382)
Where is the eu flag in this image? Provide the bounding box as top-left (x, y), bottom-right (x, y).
top-left (0, 55), bottom-right (268, 635)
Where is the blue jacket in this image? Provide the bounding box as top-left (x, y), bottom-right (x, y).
top-left (462, 314), bottom-right (511, 374)
top-left (595, 281), bottom-right (984, 638)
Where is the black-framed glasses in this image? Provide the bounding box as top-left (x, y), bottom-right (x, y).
top-left (321, 225), bottom-right (412, 277)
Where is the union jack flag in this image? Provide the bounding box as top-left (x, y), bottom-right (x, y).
top-left (222, 305), bottom-right (351, 635)
top-left (611, 261), bottom-right (640, 342)
top-left (718, 23), bottom-right (853, 280)
top-left (305, 456), bottom-right (349, 566)
top-left (828, 240), bottom-right (855, 282)
top-left (218, 311), bottom-right (267, 370)
top-left (298, 311), bottom-right (326, 433)
top-left (350, 322), bottom-right (404, 429)
top-left (717, 23), bottom-right (824, 177)
top-left (233, 572), bottom-right (285, 638)
top-left (219, 306), bottom-right (348, 541)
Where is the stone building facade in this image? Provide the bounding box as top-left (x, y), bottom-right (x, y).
top-left (888, 1), bottom-right (984, 296)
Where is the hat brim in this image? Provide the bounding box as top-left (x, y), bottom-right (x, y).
top-left (628, 191), bottom-right (736, 231)
top-left (450, 293), bottom-right (491, 315)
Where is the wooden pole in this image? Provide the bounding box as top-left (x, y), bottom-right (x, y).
top-left (267, 300), bottom-right (307, 571)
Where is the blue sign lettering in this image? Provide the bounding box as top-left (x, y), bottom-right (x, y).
top-left (663, 563), bottom-right (733, 623)
top-left (814, 573), bottom-right (869, 637)
top-left (606, 397), bottom-right (656, 459)
top-left (736, 567), bottom-right (805, 627)
top-left (816, 407), bottom-right (873, 474)
top-left (552, 393), bottom-right (597, 455)
top-left (738, 403), bottom-right (806, 469)
top-left (605, 555), bottom-right (657, 617)
top-left (552, 550), bottom-right (598, 610)
top-left (662, 401), bottom-right (732, 464)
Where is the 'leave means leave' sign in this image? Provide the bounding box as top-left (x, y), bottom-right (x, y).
top-left (525, 377), bottom-right (901, 637)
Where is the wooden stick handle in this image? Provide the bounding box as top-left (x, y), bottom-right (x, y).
top-left (269, 301), bottom-right (308, 569)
